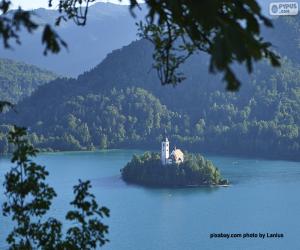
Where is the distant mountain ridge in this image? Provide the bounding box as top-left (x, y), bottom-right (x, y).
top-left (2, 3), bottom-right (298, 78)
top-left (0, 3), bottom-right (146, 77)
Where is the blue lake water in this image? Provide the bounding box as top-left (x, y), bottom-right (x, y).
top-left (1, 150), bottom-right (300, 250)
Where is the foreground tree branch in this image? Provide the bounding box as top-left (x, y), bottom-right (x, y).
top-left (2, 126), bottom-right (110, 249)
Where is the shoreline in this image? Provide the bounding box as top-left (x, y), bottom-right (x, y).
top-left (1, 148), bottom-right (299, 162)
top-left (122, 180), bottom-right (231, 189)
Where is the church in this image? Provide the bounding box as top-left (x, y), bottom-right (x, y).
top-left (161, 137), bottom-right (184, 165)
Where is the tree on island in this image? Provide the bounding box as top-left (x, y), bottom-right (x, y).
top-left (122, 152), bottom-right (229, 187)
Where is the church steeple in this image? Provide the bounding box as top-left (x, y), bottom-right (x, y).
top-left (161, 137), bottom-right (169, 165)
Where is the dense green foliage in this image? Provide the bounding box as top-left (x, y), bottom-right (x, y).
top-left (2, 87), bottom-right (179, 152)
top-left (121, 152), bottom-right (228, 187)
top-left (3, 126), bottom-right (109, 249)
top-left (1, 16), bottom-right (299, 160)
top-left (2, 35), bottom-right (299, 160)
top-left (0, 58), bottom-right (57, 103)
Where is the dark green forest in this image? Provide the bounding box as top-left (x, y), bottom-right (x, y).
top-left (0, 58), bottom-right (57, 103)
top-left (122, 152), bottom-right (228, 187)
top-left (1, 16), bottom-right (299, 161)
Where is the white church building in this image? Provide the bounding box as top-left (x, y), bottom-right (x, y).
top-left (161, 137), bottom-right (184, 165)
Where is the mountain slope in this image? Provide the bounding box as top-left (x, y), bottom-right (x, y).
top-left (1, 3), bottom-right (298, 78)
top-left (3, 40), bottom-right (300, 160)
top-left (2, 15), bottom-right (300, 160)
top-left (0, 58), bottom-right (57, 103)
top-left (0, 3), bottom-right (146, 77)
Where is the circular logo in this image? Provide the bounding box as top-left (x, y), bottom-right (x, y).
top-left (271, 4), bottom-right (279, 14)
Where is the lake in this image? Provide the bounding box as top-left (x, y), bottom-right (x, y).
top-left (1, 150), bottom-right (300, 250)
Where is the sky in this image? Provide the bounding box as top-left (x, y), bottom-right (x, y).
top-left (10, 0), bottom-right (143, 10)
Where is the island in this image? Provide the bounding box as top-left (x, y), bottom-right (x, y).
top-left (121, 138), bottom-right (229, 187)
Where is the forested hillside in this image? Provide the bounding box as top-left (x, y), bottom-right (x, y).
top-left (1, 16), bottom-right (299, 160)
top-left (0, 58), bottom-right (57, 103)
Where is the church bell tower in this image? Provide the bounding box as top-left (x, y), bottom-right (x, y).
top-left (161, 137), bottom-right (169, 165)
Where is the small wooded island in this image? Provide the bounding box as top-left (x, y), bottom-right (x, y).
top-left (121, 138), bottom-right (229, 187)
